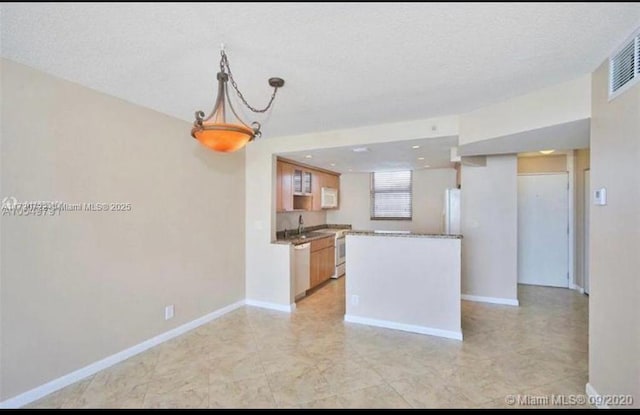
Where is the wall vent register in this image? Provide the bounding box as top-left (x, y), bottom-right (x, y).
top-left (609, 27), bottom-right (640, 99)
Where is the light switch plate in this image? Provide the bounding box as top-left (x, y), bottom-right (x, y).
top-left (594, 188), bottom-right (607, 206)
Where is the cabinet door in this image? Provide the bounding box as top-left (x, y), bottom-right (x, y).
top-left (310, 250), bottom-right (321, 288)
top-left (325, 174), bottom-right (340, 209)
top-left (276, 162), bottom-right (283, 212)
top-left (323, 245), bottom-right (336, 281)
top-left (293, 169), bottom-right (303, 193)
top-left (303, 171), bottom-right (312, 194)
top-left (325, 174), bottom-right (339, 190)
top-left (311, 172), bottom-right (322, 211)
top-left (281, 163), bottom-right (294, 211)
top-left (320, 247), bottom-right (329, 282)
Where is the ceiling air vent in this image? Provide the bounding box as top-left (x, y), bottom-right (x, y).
top-left (609, 28), bottom-right (640, 99)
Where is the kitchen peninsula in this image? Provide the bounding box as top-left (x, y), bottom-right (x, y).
top-left (344, 231), bottom-right (463, 340)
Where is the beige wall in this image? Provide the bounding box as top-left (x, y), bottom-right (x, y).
top-left (326, 169), bottom-right (456, 233)
top-left (589, 61), bottom-right (640, 405)
top-left (0, 59), bottom-right (246, 400)
top-left (461, 155), bottom-right (518, 301)
top-left (276, 211), bottom-right (327, 232)
top-left (517, 155), bottom-right (567, 174)
top-left (345, 234), bottom-right (461, 338)
top-left (459, 75), bottom-right (591, 145)
top-left (574, 149), bottom-right (590, 289)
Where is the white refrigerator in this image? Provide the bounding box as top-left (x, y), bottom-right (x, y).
top-left (443, 188), bottom-right (461, 235)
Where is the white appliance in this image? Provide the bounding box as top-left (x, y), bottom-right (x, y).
top-left (316, 228), bottom-right (347, 278)
top-left (293, 243), bottom-right (310, 299)
top-left (320, 187), bottom-right (338, 208)
top-left (443, 188), bottom-right (461, 235)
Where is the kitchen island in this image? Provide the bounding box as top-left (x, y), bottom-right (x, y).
top-left (344, 230), bottom-right (463, 340)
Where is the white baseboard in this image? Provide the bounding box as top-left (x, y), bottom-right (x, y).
top-left (570, 283), bottom-right (585, 294)
top-left (344, 314), bottom-right (462, 341)
top-left (0, 299), bottom-right (245, 409)
top-left (245, 299), bottom-right (295, 313)
top-left (586, 382), bottom-right (609, 409)
top-left (461, 294), bottom-right (519, 306)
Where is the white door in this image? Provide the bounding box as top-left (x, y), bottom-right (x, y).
top-left (584, 170), bottom-right (590, 294)
top-left (518, 174), bottom-right (569, 287)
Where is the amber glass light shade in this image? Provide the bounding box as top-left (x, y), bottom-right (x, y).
top-left (192, 123), bottom-right (254, 153)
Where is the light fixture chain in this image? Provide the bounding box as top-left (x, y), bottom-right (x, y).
top-left (221, 51), bottom-right (279, 114)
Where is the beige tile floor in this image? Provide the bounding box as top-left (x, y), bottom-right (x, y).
top-left (27, 277), bottom-right (590, 408)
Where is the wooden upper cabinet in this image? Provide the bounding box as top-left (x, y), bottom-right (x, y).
top-left (325, 173), bottom-right (339, 190)
top-left (276, 161), bottom-right (283, 212)
top-left (292, 168), bottom-right (302, 194)
top-left (293, 169), bottom-right (312, 195)
top-left (312, 173), bottom-right (323, 211)
top-left (303, 171), bottom-right (312, 194)
top-left (276, 158), bottom-right (340, 212)
top-left (279, 162), bottom-right (294, 212)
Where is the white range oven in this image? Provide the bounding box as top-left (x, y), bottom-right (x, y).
top-left (317, 228), bottom-right (347, 278)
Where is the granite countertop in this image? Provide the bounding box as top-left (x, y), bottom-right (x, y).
top-left (274, 232), bottom-right (335, 245)
top-left (345, 230), bottom-right (462, 239)
top-left (274, 224), bottom-right (352, 245)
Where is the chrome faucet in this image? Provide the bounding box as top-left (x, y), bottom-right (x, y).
top-left (297, 214), bottom-right (304, 235)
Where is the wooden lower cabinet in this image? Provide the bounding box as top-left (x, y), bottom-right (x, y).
top-left (310, 249), bottom-right (321, 288)
top-left (321, 244), bottom-right (336, 280)
top-left (309, 238), bottom-right (336, 289)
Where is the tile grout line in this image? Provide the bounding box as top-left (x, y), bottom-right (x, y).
top-left (245, 306), bottom-right (280, 408)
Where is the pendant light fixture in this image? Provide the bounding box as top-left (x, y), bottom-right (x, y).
top-left (191, 46), bottom-right (284, 152)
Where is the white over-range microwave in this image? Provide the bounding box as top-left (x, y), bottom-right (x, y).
top-left (320, 187), bottom-right (338, 208)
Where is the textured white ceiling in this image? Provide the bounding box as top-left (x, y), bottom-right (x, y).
top-left (280, 136), bottom-right (458, 173)
top-left (2, 3), bottom-right (640, 139)
top-left (459, 119), bottom-right (590, 157)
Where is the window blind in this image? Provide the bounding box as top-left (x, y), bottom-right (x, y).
top-left (371, 170), bottom-right (412, 220)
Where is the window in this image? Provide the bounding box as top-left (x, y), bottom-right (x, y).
top-left (370, 170), bottom-right (412, 220)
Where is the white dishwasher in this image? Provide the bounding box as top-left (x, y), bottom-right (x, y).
top-left (294, 243), bottom-right (311, 300)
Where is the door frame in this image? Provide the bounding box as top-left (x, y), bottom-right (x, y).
top-left (517, 172), bottom-right (571, 288)
top-left (516, 151), bottom-right (578, 291)
top-left (567, 151), bottom-right (576, 291)
top-left (583, 168), bottom-right (590, 295)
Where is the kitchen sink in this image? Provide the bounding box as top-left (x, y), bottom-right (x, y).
top-left (287, 231), bottom-right (326, 240)
top-left (302, 231), bottom-right (326, 238)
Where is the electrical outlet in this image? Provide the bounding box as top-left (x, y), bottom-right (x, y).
top-left (351, 295), bottom-right (359, 306)
top-left (165, 305), bottom-right (174, 320)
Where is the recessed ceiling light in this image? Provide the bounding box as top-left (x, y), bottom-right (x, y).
top-left (304, 155), bottom-right (312, 159)
top-left (348, 168), bottom-right (353, 172)
top-left (412, 145), bottom-right (421, 149)
top-left (352, 147), bottom-right (369, 153)
top-left (418, 157), bottom-right (425, 160)
top-left (539, 149), bottom-right (555, 155)
top-left (424, 165), bottom-right (430, 168)
top-left (330, 163), bottom-right (336, 167)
